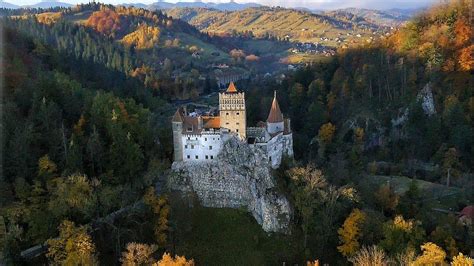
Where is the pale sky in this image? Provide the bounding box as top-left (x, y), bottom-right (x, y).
top-left (6, 0), bottom-right (440, 10)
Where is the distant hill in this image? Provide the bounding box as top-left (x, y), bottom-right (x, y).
top-left (164, 6), bottom-right (391, 46)
top-left (148, 1), bottom-right (261, 11)
top-left (324, 8), bottom-right (413, 27)
top-left (26, 1), bottom-right (73, 9)
top-left (0, 1), bottom-right (19, 9)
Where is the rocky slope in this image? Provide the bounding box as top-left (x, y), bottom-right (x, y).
top-left (169, 137), bottom-right (292, 233)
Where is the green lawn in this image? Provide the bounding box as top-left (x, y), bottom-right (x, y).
top-left (170, 197), bottom-right (304, 265)
top-left (363, 175), bottom-right (472, 210)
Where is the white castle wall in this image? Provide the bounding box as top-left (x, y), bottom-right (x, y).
top-left (182, 133), bottom-right (222, 161)
top-left (264, 133), bottom-right (294, 168)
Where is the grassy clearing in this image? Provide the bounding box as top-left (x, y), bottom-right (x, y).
top-left (173, 32), bottom-right (231, 63)
top-left (170, 196), bottom-right (304, 265)
top-left (363, 175), bottom-right (472, 210)
top-left (283, 53), bottom-right (332, 64)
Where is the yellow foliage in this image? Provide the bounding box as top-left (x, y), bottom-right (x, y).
top-left (458, 45), bottom-right (474, 71)
top-left (349, 245), bottom-right (389, 266)
top-left (143, 187), bottom-right (170, 246)
top-left (307, 260), bottom-right (319, 266)
top-left (451, 253), bottom-right (474, 266)
top-left (38, 154), bottom-right (57, 177)
top-left (46, 220), bottom-right (96, 265)
top-left (122, 24), bottom-right (161, 49)
top-left (154, 252), bottom-right (194, 266)
top-left (393, 215), bottom-right (414, 232)
top-left (318, 122), bottom-right (336, 144)
top-left (413, 242), bottom-right (446, 266)
top-left (354, 127), bottom-right (364, 143)
top-left (337, 208), bottom-right (366, 257)
top-left (36, 12), bottom-right (63, 25)
top-left (121, 242), bottom-right (157, 266)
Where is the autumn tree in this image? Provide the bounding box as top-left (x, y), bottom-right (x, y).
top-left (86, 9), bottom-right (124, 38)
top-left (374, 184), bottom-right (399, 214)
top-left (380, 215), bottom-right (426, 255)
top-left (451, 253), bottom-right (474, 266)
top-left (143, 187), bottom-right (169, 246)
top-left (46, 220), bottom-right (97, 265)
top-left (122, 24), bottom-right (161, 49)
top-left (121, 242), bottom-right (157, 266)
top-left (318, 122), bottom-right (336, 145)
top-left (413, 242), bottom-right (446, 265)
top-left (154, 252), bottom-right (194, 266)
top-left (349, 245), bottom-right (389, 266)
top-left (337, 208), bottom-right (366, 257)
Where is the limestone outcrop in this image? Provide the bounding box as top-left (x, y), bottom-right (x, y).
top-left (169, 137), bottom-right (292, 233)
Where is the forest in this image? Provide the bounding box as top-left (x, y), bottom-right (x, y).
top-left (0, 0), bottom-right (473, 265)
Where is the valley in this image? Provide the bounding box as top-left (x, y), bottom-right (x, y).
top-left (0, 0), bottom-right (473, 265)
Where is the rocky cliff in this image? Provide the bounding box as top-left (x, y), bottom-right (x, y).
top-left (169, 137), bottom-right (292, 233)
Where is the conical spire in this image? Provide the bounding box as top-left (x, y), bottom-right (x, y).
top-left (172, 107), bottom-right (184, 122)
top-left (226, 82), bottom-right (238, 93)
top-left (267, 91), bottom-right (283, 123)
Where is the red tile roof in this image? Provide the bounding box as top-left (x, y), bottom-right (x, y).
top-left (203, 117), bottom-right (221, 129)
top-left (460, 205), bottom-right (474, 218)
top-left (226, 82), bottom-right (238, 93)
top-left (172, 107), bottom-right (184, 122)
top-left (267, 91), bottom-right (284, 123)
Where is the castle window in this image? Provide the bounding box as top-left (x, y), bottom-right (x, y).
top-left (205, 138), bottom-right (207, 141)
top-left (187, 137), bottom-right (190, 140)
top-left (236, 122), bottom-right (239, 125)
top-left (205, 155), bottom-right (209, 159)
top-left (191, 145), bottom-right (194, 149)
top-left (195, 155), bottom-right (199, 159)
top-left (237, 112), bottom-right (239, 115)
top-left (226, 112), bottom-right (229, 116)
top-left (210, 155), bottom-right (214, 159)
top-left (187, 155), bottom-right (190, 159)
top-left (209, 146), bottom-right (213, 150)
top-left (226, 122), bottom-right (229, 125)
top-left (185, 145), bottom-right (188, 149)
top-left (236, 129), bottom-right (239, 132)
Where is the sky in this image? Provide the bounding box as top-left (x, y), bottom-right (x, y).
top-left (6, 0), bottom-right (440, 10)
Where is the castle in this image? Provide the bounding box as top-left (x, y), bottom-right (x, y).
top-left (171, 82), bottom-right (293, 168)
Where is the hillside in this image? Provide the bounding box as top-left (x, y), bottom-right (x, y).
top-left (26, 1), bottom-right (72, 9)
top-left (324, 8), bottom-right (411, 27)
top-left (164, 6), bottom-right (393, 47)
top-left (148, 1), bottom-right (261, 11)
top-left (5, 3), bottom-right (245, 99)
top-left (0, 1), bottom-right (18, 9)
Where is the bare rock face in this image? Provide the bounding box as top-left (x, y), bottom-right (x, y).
top-left (170, 137), bottom-right (292, 233)
top-left (417, 83), bottom-right (436, 116)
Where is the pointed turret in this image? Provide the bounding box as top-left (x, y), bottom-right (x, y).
top-left (172, 107), bottom-right (184, 123)
top-left (267, 91), bottom-right (283, 123)
top-left (226, 82), bottom-right (238, 93)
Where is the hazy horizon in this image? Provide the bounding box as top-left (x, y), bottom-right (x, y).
top-left (3, 0), bottom-right (440, 10)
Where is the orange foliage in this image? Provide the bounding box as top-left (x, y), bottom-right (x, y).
top-left (458, 45), bottom-right (474, 71)
top-left (86, 9), bottom-right (123, 37)
top-left (454, 19), bottom-right (472, 48)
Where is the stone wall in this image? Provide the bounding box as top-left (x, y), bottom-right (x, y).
top-left (169, 137), bottom-right (292, 233)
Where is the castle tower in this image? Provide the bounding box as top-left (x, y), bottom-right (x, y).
top-left (172, 107), bottom-right (184, 161)
top-left (267, 91), bottom-right (284, 134)
top-left (219, 82), bottom-right (246, 139)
